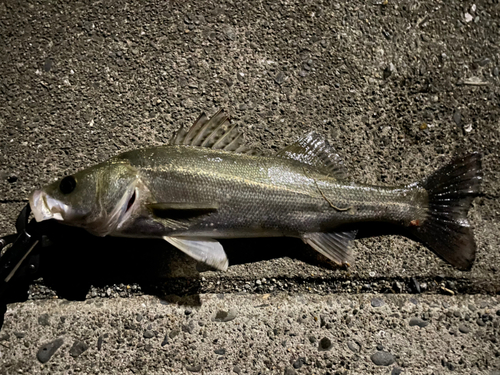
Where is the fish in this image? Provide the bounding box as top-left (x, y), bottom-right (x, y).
top-left (29, 109), bottom-right (482, 271)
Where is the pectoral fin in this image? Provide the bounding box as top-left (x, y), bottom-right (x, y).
top-left (302, 230), bottom-right (357, 266)
top-left (163, 236), bottom-right (228, 271)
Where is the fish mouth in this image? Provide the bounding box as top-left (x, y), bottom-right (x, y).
top-left (29, 190), bottom-right (68, 222)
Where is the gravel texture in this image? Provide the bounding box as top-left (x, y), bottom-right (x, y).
top-left (1, 294), bottom-right (500, 374)
top-left (0, 0), bottom-right (499, 290)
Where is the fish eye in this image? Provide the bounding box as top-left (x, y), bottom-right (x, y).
top-left (59, 175), bottom-right (77, 194)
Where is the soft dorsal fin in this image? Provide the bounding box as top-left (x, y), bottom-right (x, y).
top-left (169, 109), bottom-right (255, 155)
top-left (276, 132), bottom-right (348, 180)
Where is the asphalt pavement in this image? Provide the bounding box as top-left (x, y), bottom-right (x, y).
top-left (0, 0), bottom-right (499, 373)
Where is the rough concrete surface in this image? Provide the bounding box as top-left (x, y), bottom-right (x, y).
top-left (2, 294), bottom-right (500, 374)
top-left (0, 0), bottom-right (499, 374)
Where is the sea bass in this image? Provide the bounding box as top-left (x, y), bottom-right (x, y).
top-left (29, 110), bottom-right (482, 271)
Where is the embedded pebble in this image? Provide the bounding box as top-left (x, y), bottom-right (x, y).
top-left (371, 297), bottom-right (385, 307)
top-left (169, 329), bottom-right (180, 339)
top-left (383, 63), bottom-right (395, 79)
top-left (97, 336), bottom-right (104, 350)
top-left (347, 340), bottom-right (360, 352)
top-left (458, 324), bottom-right (471, 334)
top-left (182, 321), bottom-right (195, 334)
top-left (186, 364), bottom-right (201, 372)
top-left (453, 111), bottom-right (462, 126)
top-left (478, 58), bottom-right (491, 67)
top-left (37, 338), bottom-right (64, 363)
top-left (275, 72), bottom-right (285, 84)
top-left (69, 340), bottom-right (88, 358)
top-left (43, 58), bottom-right (53, 72)
top-left (161, 334), bottom-right (169, 346)
top-left (371, 351), bottom-right (395, 366)
top-left (38, 313), bottom-right (50, 326)
top-left (409, 317), bottom-right (429, 328)
top-left (143, 330), bottom-right (155, 338)
top-left (212, 308), bottom-right (237, 322)
top-left (292, 358), bottom-right (304, 369)
top-left (214, 348), bottom-right (226, 355)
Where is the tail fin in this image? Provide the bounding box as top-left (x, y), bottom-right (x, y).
top-left (411, 153), bottom-right (482, 270)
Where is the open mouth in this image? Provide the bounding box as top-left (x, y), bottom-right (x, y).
top-left (29, 190), bottom-right (67, 222)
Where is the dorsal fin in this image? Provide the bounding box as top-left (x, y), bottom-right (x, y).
top-left (169, 109), bottom-right (256, 155)
top-left (276, 132), bottom-right (348, 180)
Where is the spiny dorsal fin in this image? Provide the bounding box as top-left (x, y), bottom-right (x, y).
top-left (276, 132), bottom-right (348, 180)
top-left (169, 109), bottom-right (256, 155)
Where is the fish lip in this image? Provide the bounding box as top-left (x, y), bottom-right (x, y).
top-left (29, 190), bottom-right (66, 222)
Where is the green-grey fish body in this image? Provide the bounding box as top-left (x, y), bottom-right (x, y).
top-left (29, 110), bottom-right (482, 271)
top-left (114, 146), bottom-right (427, 239)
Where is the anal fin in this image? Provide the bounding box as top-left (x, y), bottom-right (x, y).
top-left (164, 236), bottom-right (228, 271)
top-left (302, 230), bottom-right (357, 266)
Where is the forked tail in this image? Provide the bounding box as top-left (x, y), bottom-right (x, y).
top-left (411, 153), bottom-right (482, 270)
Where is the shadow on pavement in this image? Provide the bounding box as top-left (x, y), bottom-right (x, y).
top-left (0, 220), bottom-right (417, 329)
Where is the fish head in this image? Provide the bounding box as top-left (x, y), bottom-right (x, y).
top-left (29, 160), bottom-right (141, 236)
